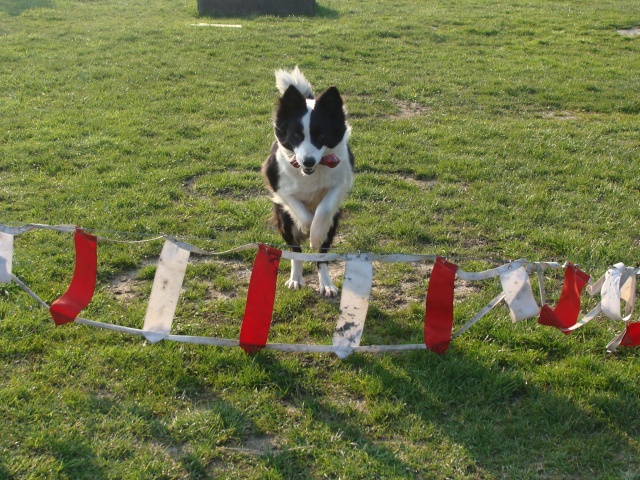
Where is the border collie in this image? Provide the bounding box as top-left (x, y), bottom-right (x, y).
top-left (262, 67), bottom-right (354, 297)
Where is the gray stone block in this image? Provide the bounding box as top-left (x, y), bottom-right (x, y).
top-left (198, 0), bottom-right (316, 16)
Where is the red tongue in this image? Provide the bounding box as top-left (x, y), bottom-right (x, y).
top-left (289, 154), bottom-right (340, 169)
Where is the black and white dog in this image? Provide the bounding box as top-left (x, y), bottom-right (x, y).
top-left (262, 67), bottom-right (354, 297)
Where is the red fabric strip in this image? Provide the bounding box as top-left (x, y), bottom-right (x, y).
top-left (538, 263), bottom-right (589, 334)
top-left (424, 257), bottom-right (458, 355)
top-left (50, 229), bottom-right (98, 326)
top-left (239, 244), bottom-right (282, 354)
top-left (620, 323), bottom-right (640, 347)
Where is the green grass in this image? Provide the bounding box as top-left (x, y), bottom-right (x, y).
top-left (2, 0), bottom-right (640, 477)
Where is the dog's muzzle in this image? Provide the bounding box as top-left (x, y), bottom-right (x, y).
top-left (289, 154), bottom-right (340, 173)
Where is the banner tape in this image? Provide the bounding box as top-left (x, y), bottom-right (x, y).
top-left (49, 229), bottom-right (98, 326)
top-left (239, 244), bottom-right (282, 354)
top-left (142, 240), bottom-right (191, 343)
top-left (500, 263), bottom-right (540, 323)
top-left (423, 257), bottom-right (458, 354)
top-left (0, 232), bottom-right (13, 283)
top-left (538, 263), bottom-right (590, 333)
top-left (3, 223), bottom-right (640, 355)
top-left (333, 256), bottom-right (374, 359)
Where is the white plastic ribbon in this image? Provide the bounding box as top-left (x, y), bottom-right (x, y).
top-left (142, 239), bottom-right (191, 343)
top-left (452, 292), bottom-right (506, 339)
top-left (500, 263), bottom-right (540, 322)
top-left (332, 256), bottom-right (373, 359)
top-left (6, 222), bottom-right (640, 355)
top-left (0, 232), bottom-right (13, 283)
top-left (601, 264), bottom-right (636, 321)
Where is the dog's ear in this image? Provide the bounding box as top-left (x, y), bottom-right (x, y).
top-left (278, 84), bottom-right (308, 119)
top-left (315, 86), bottom-right (344, 113)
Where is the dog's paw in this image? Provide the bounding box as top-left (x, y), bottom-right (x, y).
top-left (309, 215), bottom-right (333, 249)
top-left (319, 281), bottom-right (339, 297)
top-left (318, 264), bottom-right (338, 297)
top-left (285, 276), bottom-right (305, 290)
top-left (300, 220), bottom-right (312, 235)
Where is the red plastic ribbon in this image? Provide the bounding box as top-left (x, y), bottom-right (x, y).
top-left (239, 244), bottom-right (282, 354)
top-left (620, 323), bottom-right (640, 347)
top-left (424, 257), bottom-right (458, 355)
top-left (538, 263), bottom-right (589, 334)
top-left (50, 229), bottom-right (98, 326)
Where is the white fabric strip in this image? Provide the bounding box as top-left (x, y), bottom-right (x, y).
top-left (537, 267), bottom-right (547, 306)
top-left (76, 317), bottom-right (147, 336)
top-left (166, 335), bottom-right (240, 347)
top-left (11, 274), bottom-right (50, 309)
top-left (0, 233), bottom-right (14, 283)
top-left (564, 304), bottom-right (602, 332)
top-left (606, 329), bottom-right (627, 353)
top-left (332, 256), bottom-right (374, 359)
top-left (601, 264), bottom-right (625, 320)
top-left (95, 235), bottom-right (165, 244)
top-left (587, 273), bottom-right (607, 296)
top-left (500, 263), bottom-right (540, 322)
top-left (0, 224), bottom-right (77, 235)
top-left (174, 239), bottom-right (260, 256)
top-left (452, 292), bottom-right (506, 339)
top-left (620, 268), bottom-right (636, 321)
top-left (142, 240), bottom-right (191, 343)
top-left (600, 264), bottom-right (636, 322)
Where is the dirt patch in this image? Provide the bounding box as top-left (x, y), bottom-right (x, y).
top-left (371, 262), bottom-right (430, 310)
top-left (107, 259), bottom-right (156, 301)
top-left (454, 278), bottom-right (480, 303)
top-left (392, 100), bottom-right (432, 119)
top-left (371, 261), bottom-right (481, 310)
top-left (223, 435), bottom-right (277, 455)
top-left (399, 175), bottom-right (437, 189)
top-left (617, 27), bottom-right (640, 37)
top-left (182, 176), bottom-right (199, 196)
top-left (543, 111), bottom-right (578, 120)
top-left (196, 256), bottom-right (252, 301)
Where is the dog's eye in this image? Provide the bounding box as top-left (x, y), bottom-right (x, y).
top-left (317, 134), bottom-right (326, 143)
top-left (291, 133), bottom-right (303, 142)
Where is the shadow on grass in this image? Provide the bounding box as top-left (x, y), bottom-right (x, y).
top-left (0, 464), bottom-right (11, 479)
top-left (0, 0), bottom-right (52, 16)
top-left (250, 348), bottom-right (640, 477)
top-left (46, 437), bottom-right (107, 479)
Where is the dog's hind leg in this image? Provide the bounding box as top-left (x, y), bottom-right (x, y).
top-left (316, 212), bottom-right (340, 297)
top-left (274, 204), bottom-right (305, 290)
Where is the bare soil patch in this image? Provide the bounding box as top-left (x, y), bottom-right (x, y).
top-left (392, 100), bottom-right (433, 119)
top-left (543, 111), bottom-right (578, 120)
top-left (617, 27), bottom-right (640, 37)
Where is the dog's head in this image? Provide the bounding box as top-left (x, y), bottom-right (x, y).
top-left (275, 84), bottom-right (348, 175)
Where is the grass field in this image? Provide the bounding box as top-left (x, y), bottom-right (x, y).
top-left (2, 0), bottom-right (640, 477)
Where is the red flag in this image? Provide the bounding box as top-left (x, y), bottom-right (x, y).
top-left (239, 244), bottom-right (282, 354)
top-left (538, 263), bottom-right (589, 334)
top-left (50, 229), bottom-right (98, 325)
top-left (620, 323), bottom-right (640, 347)
top-left (424, 257), bottom-right (458, 354)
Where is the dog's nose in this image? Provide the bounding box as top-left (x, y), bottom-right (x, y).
top-left (302, 157), bottom-right (316, 168)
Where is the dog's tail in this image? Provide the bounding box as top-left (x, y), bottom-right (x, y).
top-left (275, 66), bottom-right (314, 99)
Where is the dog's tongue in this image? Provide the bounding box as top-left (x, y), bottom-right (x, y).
top-left (289, 154), bottom-right (340, 169)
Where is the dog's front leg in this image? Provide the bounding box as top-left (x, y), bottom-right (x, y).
top-left (286, 257), bottom-right (305, 290)
top-left (309, 188), bottom-right (344, 250)
top-left (310, 188), bottom-right (346, 297)
top-left (278, 196), bottom-right (313, 234)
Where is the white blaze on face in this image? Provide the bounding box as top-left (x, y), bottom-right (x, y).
top-left (293, 102), bottom-right (325, 169)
